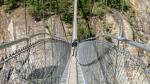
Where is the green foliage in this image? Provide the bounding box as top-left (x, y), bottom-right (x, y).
top-left (1, 0), bottom-right (130, 21)
top-left (92, 0), bottom-right (106, 17)
top-left (0, 0), bottom-right (4, 6)
top-left (77, 20), bottom-right (95, 41)
top-left (57, 0), bottom-right (73, 24)
top-left (78, 0), bottom-right (96, 41)
top-left (4, 0), bottom-right (21, 13)
top-left (26, 0), bottom-right (73, 22)
top-left (77, 24), bottom-right (88, 41)
top-left (1, 0), bottom-right (73, 22)
top-left (104, 36), bottom-right (112, 42)
top-left (106, 0), bottom-right (129, 12)
top-left (0, 0), bottom-right (130, 41)
top-left (26, 0), bottom-right (51, 21)
top-left (61, 13), bottom-right (73, 24)
top-left (78, 0), bottom-right (92, 17)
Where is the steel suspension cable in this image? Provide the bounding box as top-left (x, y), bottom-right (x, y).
top-left (24, 0), bottom-right (28, 35)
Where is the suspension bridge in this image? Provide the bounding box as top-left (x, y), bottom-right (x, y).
top-left (0, 0), bottom-right (150, 84)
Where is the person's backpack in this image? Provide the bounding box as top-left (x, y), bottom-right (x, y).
top-left (72, 40), bottom-right (78, 47)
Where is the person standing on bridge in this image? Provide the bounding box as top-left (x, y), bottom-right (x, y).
top-left (72, 39), bottom-right (78, 56)
top-left (72, 39), bottom-right (78, 47)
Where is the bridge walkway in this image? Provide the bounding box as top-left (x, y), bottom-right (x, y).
top-left (60, 48), bottom-right (85, 84)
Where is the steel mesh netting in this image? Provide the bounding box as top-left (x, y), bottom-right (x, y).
top-left (0, 38), bottom-right (71, 84)
top-left (77, 40), bottom-right (150, 84)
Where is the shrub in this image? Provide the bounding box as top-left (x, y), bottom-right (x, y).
top-left (0, 0), bottom-right (4, 6)
top-left (77, 20), bottom-right (95, 41)
top-left (106, 0), bottom-right (129, 12)
top-left (104, 36), bottom-right (112, 42)
top-left (4, 0), bottom-right (21, 13)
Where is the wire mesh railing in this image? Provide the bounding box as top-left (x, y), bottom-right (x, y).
top-left (0, 33), bottom-right (71, 84)
top-left (77, 40), bottom-right (150, 84)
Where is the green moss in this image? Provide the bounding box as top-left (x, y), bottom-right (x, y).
top-left (104, 36), bottom-right (112, 42)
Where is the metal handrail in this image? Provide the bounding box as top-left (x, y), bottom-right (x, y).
top-left (103, 33), bottom-right (150, 52)
top-left (0, 33), bottom-right (51, 49)
top-left (0, 38), bottom-right (47, 64)
top-left (77, 31), bottom-right (150, 52)
top-left (0, 38), bottom-right (71, 64)
top-left (0, 37), bottom-right (29, 49)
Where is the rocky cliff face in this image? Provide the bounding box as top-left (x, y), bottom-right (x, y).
top-left (0, 0), bottom-right (150, 83)
top-left (0, 7), bottom-right (43, 63)
top-left (130, 0), bottom-right (150, 65)
top-left (47, 15), bottom-right (72, 41)
top-left (89, 0), bottom-right (150, 65)
top-left (0, 6), bottom-right (70, 55)
top-left (86, 1), bottom-right (150, 82)
top-left (0, 6), bottom-right (71, 83)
